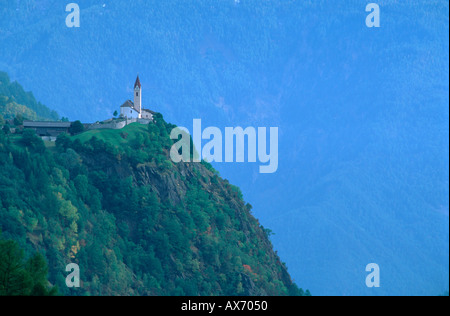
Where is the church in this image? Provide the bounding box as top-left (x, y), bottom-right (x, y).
top-left (120, 75), bottom-right (154, 120)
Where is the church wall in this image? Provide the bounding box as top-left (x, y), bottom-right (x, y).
top-left (121, 107), bottom-right (140, 119)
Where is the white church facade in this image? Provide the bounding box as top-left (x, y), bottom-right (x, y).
top-left (120, 75), bottom-right (154, 120)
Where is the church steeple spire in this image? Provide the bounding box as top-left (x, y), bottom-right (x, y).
top-left (134, 75), bottom-right (141, 89)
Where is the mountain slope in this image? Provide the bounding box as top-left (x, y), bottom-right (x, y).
top-left (0, 117), bottom-right (305, 296)
top-left (0, 71), bottom-right (59, 121)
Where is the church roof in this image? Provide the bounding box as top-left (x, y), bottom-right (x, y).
top-left (134, 75), bottom-right (141, 89)
top-left (120, 100), bottom-right (134, 108)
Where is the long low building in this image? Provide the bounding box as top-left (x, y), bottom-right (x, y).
top-left (23, 121), bottom-right (72, 137)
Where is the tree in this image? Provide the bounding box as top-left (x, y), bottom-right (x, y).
top-left (13, 114), bottom-right (24, 126)
top-left (0, 239), bottom-right (31, 296)
top-left (21, 129), bottom-right (45, 152)
top-left (25, 253), bottom-right (59, 296)
top-left (69, 120), bottom-right (84, 135)
top-left (56, 132), bottom-right (72, 150)
top-left (2, 124), bottom-right (10, 135)
top-left (0, 237), bottom-right (58, 296)
top-left (113, 110), bottom-right (118, 118)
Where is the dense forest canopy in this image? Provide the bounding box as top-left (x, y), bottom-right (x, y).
top-left (0, 108), bottom-right (307, 296)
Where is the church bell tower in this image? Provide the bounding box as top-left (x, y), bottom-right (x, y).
top-left (134, 75), bottom-right (142, 117)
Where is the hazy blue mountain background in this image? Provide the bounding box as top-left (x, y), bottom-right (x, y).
top-left (0, 0), bottom-right (448, 295)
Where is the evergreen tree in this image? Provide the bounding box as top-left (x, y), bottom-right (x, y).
top-left (69, 121), bottom-right (84, 135)
top-left (0, 239), bottom-right (31, 296)
top-left (0, 235), bottom-right (58, 296)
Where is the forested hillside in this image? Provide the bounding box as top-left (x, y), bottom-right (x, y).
top-left (0, 71), bottom-right (59, 121)
top-left (0, 114), bottom-right (306, 296)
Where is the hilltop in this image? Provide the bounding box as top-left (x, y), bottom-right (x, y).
top-left (0, 110), bottom-right (307, 295)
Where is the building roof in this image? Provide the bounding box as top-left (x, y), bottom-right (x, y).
top-left (134, 75), bottom-right (141, 89)
top-left (142, 109), bottom-right (156, 115)
top-left (23, 121), bottom-right (71, 128)
top-left (120, 100), bottom-right (134, 108)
